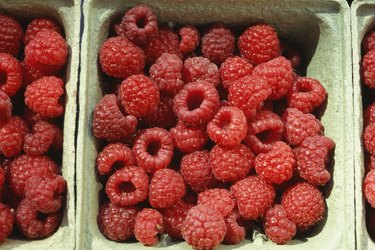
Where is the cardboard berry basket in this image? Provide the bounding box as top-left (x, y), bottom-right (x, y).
top-left (0, 0), bottom-right (79, 249)
top-left (76, 0), bottom-right (353, 249)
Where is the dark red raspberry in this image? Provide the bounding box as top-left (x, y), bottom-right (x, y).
top-left (96, 143), bottom-right (136, 175)
top-left (0, 90), bottom-right (12, 122)
top-left (295, 136), bottom-right (334, 186)
top-left (24, 121), bottom-right (61, 156)
top-left (182, 205), bottom-right (226, 249)
top-left (280, 42), bottom-right (301, 69)
top-left (282, 108), bottom-right (323, 147)
top-left (24, 76), bottom-right (64, 118)
top-left (170, 121), bottom-right (208, 153)
top-left (228, 75), bottom-right (271, 119)
top-left (220, 56), bottom-right (253, 89)
top-left (149, 53), bottom-right (184, 95)
top-left (223, 209), bottom-right (247, 245)
top-left (281, 182), bottom-right (325, 231)
top-left (143, 97), bottom-right (176, 129)
top-left (114, 5), bottom-right (158, 46)
top-left (238, 24), bottom-right (280, 65)
top-left (179, 25), bottom-right (200, 55)
top-left (364, 102), bottom-right (375, 126)
top-left (363, 31), bottom-right (375, 54)
top-left (24, 18), bottom-right (62, 45)
top-left (0, 167), bottom-right (4, 190)
top-left (365, 170), bottom-right (375, 208)
top-left (287, 76), bottom-right (327, 113)
top-left (174, 80), bottom-right (220, 126)
top-left (0, 53), bottom-right (22, 97)
top-left (21, 60), bottom-right (45, 87)
top-left (134, 208), bottom-right (164, 246)
top-left (97, 202), bottom-right (138, 242)
top-left (92, 94), bottom-right (137, 141)
top-left (210, 144), bottom-right (254, 183)
top-left (0, 14), bottom-right (23, 56)
top-left (182, 57), bottom-right (220, 86)
top-left (244, 111), bottom-right (284, 154)
top-left (99, 36), bottom-right (145, 79)
top-left (264, 204), bottom-right (296, 244)
top-left (0, 203), bottom-right (14, 244)
top-left (0, 116), bottom-right (28, 157)
top-left (201, 24), bottom-right (235, 65)
top-left (197, 188), bottom-right (234, 218)
top-left (365, 124), bottom-right (375, 156)
top-left (231, 175), bottom-right (275, 219)
top-left (163, 201), bottom-right (193, 239)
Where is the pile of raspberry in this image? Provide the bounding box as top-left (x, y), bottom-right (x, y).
top-left (93, 5), bottom-right (334, 248)
top-left (0, 15), bottom-right (68, 244)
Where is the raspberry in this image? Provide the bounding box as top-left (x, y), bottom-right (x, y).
top-left (207, 106), bottom-right (247, 147)
top-left (201, 24), bottom-right (235, 65)
top-left (114, 5), bottom-right (158, 46)
top-left (134, 208), bottom-right (164, 246)
top-left (173, 80), bottom-right (220, 126)
top-left (24, 76), bottom-right (64, 118)
top-left (133, 128), bottom-right (173, 173)
top-left (21, 60), bottom-right (45, 86)
top-left (24, 18), bottom-right (62, 45)
top-left (197, 188), bottom-right (234, 218)
top-left (231, 175), bottom-right (275, 219)
top-left (96, 143), bottom-right (136, 175)
top-left (149, 53), bottom-right (184, 95)
top-left (0, 14), bottom-right (23, 56)
top-left (149, 168), bottom-right (185, 208)
top-left (182, 57), bottom-right (220, 86)
top-left (364, 102), bottom-right (375, 126)
top-left (223, 209), bottom-right (246, 245)
top-left (179, 25), bottom-right (200, 55)
top-left (280, 42), bottom-right (301, 69)
top-left (0, 167), bottom-right (4, 190)
top-left (220, 56), bottom-right (254, 89)
top-left (0, 90), bottom-right (11, 122)
top-left (365, 124), bottom-right (375, 156)
top-left (142, 97), bottom-right (176, 129)
top-left (295, 136), bottom-right (334, 186)
top-left (162, 200), bottom-right (193, 239)
top-left (25, 175), bottom-right (66, 213)
top-left (365, 170), bottom-right (375, 208)
top-left (182, 205), bottom-right (226, 250)
top-left (228, 75), bottom-right (272, 119)
top-left (180, 150), bottom-right (213, 192)
top-left (282, 108), bottom-right (323, 147)
top-left (281, 182), bottom-right (325, 231)
top-left (287, 77), bottom-right (327, 113)
top-left (255, 141), bottom-right (295, 184)
top-left (363, 31), bottom-right (375, 53)
top-left (264, 204), bottom-right (296, 244)
top-left (363, 50), bottom-right (375, 89)
top-left (170, 121), bottom-right (208, 153)
top-left (16, 199), bottom-right (62, 239)
top-left (367, 155), bottom-right (375, 172)
top-left (238, 24), bottom-right (280, 65)
top-left (92, 94), bottom-right (137, 141)
top-left (210, 144), bottom-right (254, 182)
top-left (0, 53), bottom-right (22, 97)
top-left (97, 202), bottom-right (138, 242)
top-left (99, 36), bottom-right (145, 79)
top-left (0, 203), bottom-right (14, 244)
top-left (252, 56), bottom-right (293, 100)
top-left (244, 111), bottom-right (284, 154)
top-left (0, 116), bottom-right (28, 157)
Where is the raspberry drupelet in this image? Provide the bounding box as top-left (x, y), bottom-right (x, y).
top-left (0, 116), bottom-right (28, 157)
top-left (170, 121), bottom-right (208, 153)
top-left (0, 203), bottom-right (13, 244)
top-left (264, 204), bottom-right (296, 244)
top-left (24, 18), bottom-right (62, 45)
top-left (220, 56), bottom-right (254, 89)
top-left (364, 123), bottom-right (375, 156)
top-left (363, 50), bottom-right (375, 90)
top-left (364, 102), bottom-right (375, 126)
top-left (179, 25), bottom-right (200, 55)
top-left (365, 169), bottom-right (375, 208)
top-left (363, 31), bottom-right (375, 53)
top-left (0, 90), bottom-right (12, 122)
top-left (96, 143), bottom-right (136, 175)
top-left (182, 56), bottom-right (220, 86)
top-left (162, 200), bottom-right (194, 239)
top-left (134, 208), bottom-right (164, 246)
top-left (0, 14), bottom-right (23, 56)
top-left (197, 188), bottom-right (235, 218)
top-left (0, 53), bottom-right (23, 97)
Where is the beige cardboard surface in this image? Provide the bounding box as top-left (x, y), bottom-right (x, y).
top-left (0, 0), bottom-right (79, 249)
top-left (76, 0), bottom-right (354, 249)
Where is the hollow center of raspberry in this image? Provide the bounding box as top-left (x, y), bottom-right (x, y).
top-left (297, 83), bottom-right (312, 93)
top-left (118, 182), bottom-right (136, 193)
top-left (37, 212), bottom-right (48, 222)
top-left (0, 72), bottom-right (6, 85)
top-left (187, 91), bottom-right (204, 111)
top-left (147, 140), bottom-right (161, 156)
top-left (218, 113), bottom-right (232, 130)
top-left (136, 17), bottom-right (146, 28)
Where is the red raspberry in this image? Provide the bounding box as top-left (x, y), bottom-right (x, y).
top-left (170, 121), bottom-right (208, 153)
top-left (97, 202), bottom-right (138, 242)
top-left (231, 175), bottom-right (275, 219)
top-left (162, 201), bottom-right (193, 239)
top-left (238, 24), bottom-right (280, 65)
top-left (24, 18), bottom-right (62, 45)
top-left (0, 15), bottom-right (23, 56)
top-left (367, 155), bottom-right (375, 172)
top-left (99, 36), bottom-right (145, 79)
top-left (179, 25), bottom-right (200, 55)
top-left (180, 150), bottom-right (213, 192)
top-left (201, 24), bottom-right (235, 65)
top-left (114, 5), bottom-right (158, 46)
top-left (364, 102), bottom-right (375, 126)
top-left (365, 124), bottom-right (375, 156)
top-left (182, 205), bottom-right (226, 249)
top-left (255, 141), bottom-right (295, 184)
top-left (210, 144), bottom-right (254, 182)
top-left (252, 56), bottom-right (293, 100)
top-left (264, 204), bottom-right (296, 244)
top-left (197, 188), bottom-right (234, 218)
top-left (244, 111), bottom-right (284, 154)
top-left (149, 53), bottom-right (184, 95)
top-left (223, 209), bottom-right (247, 245)
top-left (228, 75), bottom-right (271, 119)
top-left (96, 143), bottom-right (135, 175)
top-left (220, 56), bottom-right (253, 89)
top-left (0, 116), bottom-right (28, 157)
top-left (363, 50), bottom-right (375, 89)
top-left (16, 199), bottom-right (62, 239)
top-left (182, 57), bottom-right (220, 86)
top-left (24, 76), bottom-right (64, 118)
top-left (365, 169), bottom-right (375, 208)
top-left (133, 128), bottom-right (173, 173)
top-left (21, 60), bottom-right (45, 87)
top-left (0, 90), bottom-right (11, 122)
top-left (0, 203), bottom-right (14, 244)
top-left (22, 107), bottom-right (49, 127)
top-left (134, 208), bottom-right (164, 246)
top-left (92, 94), bottom-right (137, 141)
top-left (0, 53), bottom-right (22, 97)
top-left (149, 168), bottom-right (185, 208)
top-left (363, 31), bottom-right (375, 53)
top-left (280, 42), bottom-right (301, 69)
top-left (287, 77), bottom-right (327, 113)
top-left (282, 108), bottom-right (323, 147)
top-left (143, 97), bottom-right (176, 129)
top-left (281, 182), bottom-right (325, 231)
top-left (25, 175), bottom-right (66, 213)
top-left (295, 135), bottom-right (335, 186)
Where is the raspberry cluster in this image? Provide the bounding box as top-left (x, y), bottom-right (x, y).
top-left (93, 5), bottom-right (334, 247)
top-left (0, 15), bottom-right (67, 244)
